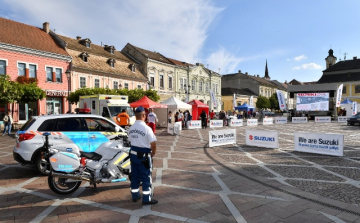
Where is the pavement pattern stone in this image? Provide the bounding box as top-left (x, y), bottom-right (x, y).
top-left (0, 121), bottom-right (360, 222)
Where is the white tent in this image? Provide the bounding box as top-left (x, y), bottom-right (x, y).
top-left (154, 96), bottom-right (192, 127)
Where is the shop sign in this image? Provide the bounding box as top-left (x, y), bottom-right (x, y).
top-left (46, 90), bottom-right (68, 97)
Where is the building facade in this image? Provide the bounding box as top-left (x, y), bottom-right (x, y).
top-left (221, 88), bottom-right (258, 112)
top-left (121, 44), bottom-right (175, 102)
top-left (0, 18), bottom-right (72, 123)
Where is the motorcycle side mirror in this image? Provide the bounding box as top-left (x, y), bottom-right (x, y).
top-left (115, 126), bottom-right (120, 132)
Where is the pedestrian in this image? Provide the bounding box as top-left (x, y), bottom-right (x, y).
top-left (128, 106), bottom-right (158, 205)
top-left (200, 110), bottom-right (207, 129)
top-left (147, 108), bottom-right (158, 134)
top-left (178, 110), bottom-right (183, 123)
top-left (184, 110), bottom-right (188, 128)
top-left (343, 108), bottom-right (347, 116)
top-left (210, 110), bottom-right (215, 120)
top-left (175, 112), bottom-right (179, 123)
top-left (168, 111), bottom-right (172, 124)
top-left (248, 110), bottom-right (252, 119)
top-left (2, 111), bottom-right (13, 136)
top-left (116, 109), bottom-right (130, 128)
top-left (240, 110), bottom-right (243, 119)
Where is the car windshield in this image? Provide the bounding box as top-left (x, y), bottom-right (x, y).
top-left (108, 106), bottom-right (134, 117)
top-left (350, 113), bottom-right (360, 118)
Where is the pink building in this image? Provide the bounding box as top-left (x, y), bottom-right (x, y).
top-left (0, 18), bottom-right (71, 124)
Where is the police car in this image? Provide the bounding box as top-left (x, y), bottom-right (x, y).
top-left (13, 114), bottom-right (126, 175)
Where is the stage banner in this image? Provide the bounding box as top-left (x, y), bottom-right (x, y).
top-left (338, 117), bottom-right (347, 122)
top-left (210, 89), bottom-right (217, 108)
top-left (188, 120), bottom-right (201, 129)
top-left (210, 120), bottom-right (223, 128)
top-left (229, 119), bottom-right (243, 127)
top-left (292, 117), bottom-right (308, 123)
top-left (315, 116), bottom-right (331, 123)
top-left (276, 90), bottom-right (287, 110)
top-left (174, 122), bottom-right (182, 135)
top-left (352, 101), bottom-right (357, 115)
top-left (336, 84), bottom-right (343, 107)
top-left (245, 129), bottom-right (279, 149)
top-left (275, 117), bottom-right (287, 124)
top-left (209, 129), bottom-right (236, 147)
top-left (167, 124), bottom-right (174, 135)
top-left (294, 132), bottom-right (344, 156)
top-left (263, 118), bottom-right (274, 125)
top-left (247, 119), bottom-right (258, 126)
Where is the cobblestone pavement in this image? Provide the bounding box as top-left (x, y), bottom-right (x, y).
top-left (0, 122), bottom-right (360, 223)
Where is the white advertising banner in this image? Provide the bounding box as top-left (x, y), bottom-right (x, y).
top-left (209, 129), bottom-right (236, 147)
top-left (276, 90), bottom-right (287, 110)
top-left (263, 118), bottom-right (274, 125)
top-left (294, 132), bottom-right (344, 156)
top-left (210, 120), bottom-right (223, 128)
top-left (315, 116), bottom-right (331, 123)
top-left (174, 122), bottom-right (182, 135)
top-left (292, 117), bottom-right (308, 123)
top-left (338, 117), bottom-right (347, 122)
top-left (233, 93), bottom-right (236, 110)
top-left (352, 101), bottom-right (357, 115)
top-left (336, 84), bottom-right (343, 107)
top-left (249, 96), bottom-right (253, 107)
top-left (245, 129), bottom-right (279, 149)
top-left (247, 119), bottom-right (258, 126)
top-left (210, 89), bottom-right (217, 108)
top-left (229, 119), bottom-right (243, 127)
top-left (275, 117), bottom-right (287, 124)
top-left (188, 120), bottom-right (201, 129)
top-left (167, 124), bottom-right (174, 135)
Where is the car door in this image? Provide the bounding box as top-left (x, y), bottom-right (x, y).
top-left (83, 117), bottom-right (116, 152)
top-left (55, 117), bottom-right (89, 152)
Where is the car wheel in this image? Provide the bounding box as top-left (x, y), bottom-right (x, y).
top-left (35, 153), bottom-right (50, 175)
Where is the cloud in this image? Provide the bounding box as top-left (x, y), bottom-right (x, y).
top-left (293, 63), bottom-right (322, 70)
top-left (287, 55), bottom-right (307, 61)
top-left (205, 47), bottom-right (245, 74)
top-left (2, 0), bottom-right (223, 64)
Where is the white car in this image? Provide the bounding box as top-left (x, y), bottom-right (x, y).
top-left (13, 114), bottom-right (126, 175)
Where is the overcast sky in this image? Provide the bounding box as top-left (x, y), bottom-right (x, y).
top-left (2, 0), bottom-right (360, 83)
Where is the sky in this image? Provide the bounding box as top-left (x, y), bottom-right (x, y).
top-left (1, 0), bottom-right (360, 83)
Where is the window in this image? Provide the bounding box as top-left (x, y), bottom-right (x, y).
top-left (132, 64), bottom-right (136, 72)
top-left (355, 85), bottom-right (360, 94)
top-left (55, 118), bottom-right (86, 131)
top-left (46, 67), bottom-right (53, 82)
top-left (199, 81), bottom-right (203, 92)
top-left (18, 63), bottom-right (26, 76)
top-left (85, 42), bottom-right (90, 48)
top-left (168, 76), bottom-right (172, 89)
top-left (80, 77), bottom-right (86, 88)
top-left (110, 61), bottom-right (114, 67)
top-left (29, 64), bottom-right (36, 78)
top-left (138, 85), bottom-right (142, 89)
top-left (150, 76), bottom-right (155, 87)
top-left (113, 81), bottom-right (118, 89)
top-left (192, 79), bottom-right (196, 91)
top-left (55, 68), bottom-right (62, 82)
top-left (159, 75), bottom-right (164, 88)
top-left (37, 119), bottom-right (56, 131)
top-left (110, 48), bottom-right (114, 54)
top-left (85, 118), bottom-right (115, 132)
top-left (260, 89), bottom-right (263, 95)
top-left (205, 82), bottom-right (209, 92)
top-left (342, 86), bottom-right (347, 94)
top-left (180, 78), bottom-right (184, 90)
top-left (92, 101), bottom-right (96, 109)
top-left (94, 79), bottom-right (100, 88)
top-left (0, 60), bottom-right (6, 75)
top-left (124, 83), bottom-right (129, 89)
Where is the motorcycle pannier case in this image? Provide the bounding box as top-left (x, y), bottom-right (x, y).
top-left (49, 152), bottom-right (80, 173)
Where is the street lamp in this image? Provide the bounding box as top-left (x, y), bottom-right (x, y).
top-left (65, 70), bottom-right (71, 113)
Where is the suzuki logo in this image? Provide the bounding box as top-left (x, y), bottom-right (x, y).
top-left (249, 135), bottom-right (253, 140)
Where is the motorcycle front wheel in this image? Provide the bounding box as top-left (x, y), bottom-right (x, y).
top-left (48, 173), bottom-right (81, 195)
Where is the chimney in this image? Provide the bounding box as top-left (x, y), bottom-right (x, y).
top-left (257, 75), bottom-right (259, 77)
top-left (76, 36), bottom-right (81, 40)
top-left (238, 70), bottom-right (241, 73)
top-left (43, 22), bottom-right (49, 34)
top-left (245, 72), bottom-right (248, 75)
top-left (354, 56), bottom-right (357, 60)
top-left (104, 45), bottom-right (108, 48)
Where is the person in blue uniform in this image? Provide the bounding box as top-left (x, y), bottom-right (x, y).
top-left (128, 106), bottom-right (158, 205)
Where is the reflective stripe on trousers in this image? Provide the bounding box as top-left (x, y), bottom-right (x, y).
top-left (130, 153), bottom-right (153, 202)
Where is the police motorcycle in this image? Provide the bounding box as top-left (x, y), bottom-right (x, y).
top-left (40, 130), bottom-right (131, 195)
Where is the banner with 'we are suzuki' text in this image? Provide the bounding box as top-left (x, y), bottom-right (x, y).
top-left (294, 132), bottom-right (343, 156)
top-left (209, 129), bottom-right (236, 147)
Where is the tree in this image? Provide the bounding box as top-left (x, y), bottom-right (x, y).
top-left (68, 87), bottom-right (160, 104)
top-left (269, 93), bottom-right (280, 110)
top-left (256, 95), bottom-right (270, 110)
top-left (20, 83), bottom-right (46, 103)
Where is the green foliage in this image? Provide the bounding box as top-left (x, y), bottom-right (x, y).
top-left (256, 95), bottom-right (270, 109)
top-left (20, 83), bottom-right (46, 103)
top-left (68, 87), bottom-right (160, 104)
top-left (269, 93), bottom-right (280, 110)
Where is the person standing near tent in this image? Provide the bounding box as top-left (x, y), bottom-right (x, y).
top-left (128, 106), bottom-right (158, 205)
top-left (168, 111), bottom-right (172, 123)
top-left (200, 110), bottom-right (207, 129)
top-left (147, 108), bottom-right (158, 134)
top-left (210, 110), bottom-right (215, 120)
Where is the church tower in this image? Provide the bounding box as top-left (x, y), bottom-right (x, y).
top-left (264, 60), bottom-right (270, 80)
top-left (325, 49), bottom-right (337, 69)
